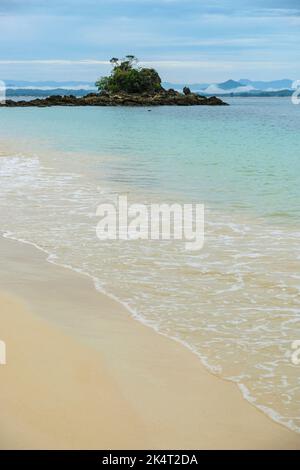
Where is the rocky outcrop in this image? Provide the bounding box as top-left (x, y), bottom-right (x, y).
top-left (183, 87), bottom-right (191, 95)
top-left (1, 90), bottom-right (228, 107)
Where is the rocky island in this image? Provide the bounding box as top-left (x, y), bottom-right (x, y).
top-left (2, 90), bottom-right (227, 107)
top-left (1, 55), bottom-right (228, 107)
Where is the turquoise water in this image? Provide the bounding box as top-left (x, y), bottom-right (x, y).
top-left (1, 97), bottom-right (300, 220)
top-left (0, 97), bottom-right (300, 432)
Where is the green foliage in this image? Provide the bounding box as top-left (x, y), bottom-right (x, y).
top-left (95, 76), bottom-right (110, 92)
top-left (96, 56), bottom-right (163, 94)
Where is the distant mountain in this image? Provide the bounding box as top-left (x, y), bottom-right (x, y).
top-left (3, 78), bottom-right (295, 99)
top-left (203, 81), bottom-right (254, 95)
top-left (217, 80), bottom-right (245, 90)
top-left (239, 78), bottom-right (293, 91)
top-left (163, 78), bottom-right (295, 95)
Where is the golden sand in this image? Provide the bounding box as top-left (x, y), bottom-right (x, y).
top-left (0, 237), bottom-right (299, 449)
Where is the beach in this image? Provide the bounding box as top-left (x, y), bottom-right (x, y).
top-left (0, 235), bottom-right (299, 449)
top-left (1, 0), bottom-right (300, 454)
top-left (0, 99), bottom-right (300, 448)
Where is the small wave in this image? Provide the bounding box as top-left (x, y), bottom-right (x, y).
top-left (1, 152), bottom-right (300, 436)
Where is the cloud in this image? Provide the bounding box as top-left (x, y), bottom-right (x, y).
top-left (0, 0), bottom-right (299, 81)
top-left (0, 59), bottom-right (110, 64)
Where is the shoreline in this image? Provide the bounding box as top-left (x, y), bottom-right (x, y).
top-left (0, 235), bottom-right (299, 449)
top-left (2, 224), bottom-right (300, 435)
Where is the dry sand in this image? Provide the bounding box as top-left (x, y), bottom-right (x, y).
top-left (0, 236), bottom-right (299, 449)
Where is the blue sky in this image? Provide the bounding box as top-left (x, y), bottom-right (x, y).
top-left (0, 0), bottom-right (299, 82)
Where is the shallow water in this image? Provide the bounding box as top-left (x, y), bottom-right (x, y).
top-left (0, 97), bottom-right (299, 431)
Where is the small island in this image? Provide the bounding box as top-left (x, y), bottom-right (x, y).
top-left (1, 56), bottom-right (228, 107)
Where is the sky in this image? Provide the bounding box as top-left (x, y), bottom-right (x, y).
top-left (0, 0), bottom-right (299, 83)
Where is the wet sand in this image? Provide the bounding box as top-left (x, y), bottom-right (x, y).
top-left (0, 236), bottom-right (299, 449)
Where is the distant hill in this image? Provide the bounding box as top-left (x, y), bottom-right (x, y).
top-left (217, 80), bottom-right (245, 90)
top-left (239, 78), bottom-right (293, 91)
top-left (3, 78), bottom-right (296, 99)
top-left (163, 78), bottom-right (295, 95)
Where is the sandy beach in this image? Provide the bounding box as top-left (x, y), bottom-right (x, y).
top-left (0, 236), bottom-right (299, 449)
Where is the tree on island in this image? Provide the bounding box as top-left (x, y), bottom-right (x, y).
top-left (96, 55), bottom-right (163, 94)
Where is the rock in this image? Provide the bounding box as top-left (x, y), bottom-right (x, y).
top-left (86, 92), bottom-right (100, 98)
top-left (167, 89), bottom-right (177, 96)
top-left (183, 87), bottom-right (191, 95)
top-left (0, 91), bottom-right (228, 107)
top-left (205, 96), bottom-right (227, 106)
